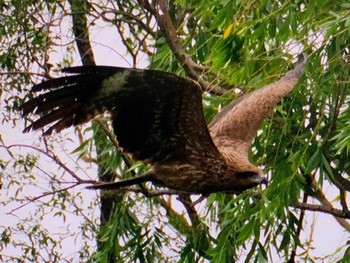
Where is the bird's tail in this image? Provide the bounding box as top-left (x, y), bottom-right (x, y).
top-left (86, 172), bottom-right (152, 190)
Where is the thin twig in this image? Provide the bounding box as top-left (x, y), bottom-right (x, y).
top-left (8, 183), bottom-right (80, 214)
top-left (138, 0), bottom-right (226, 95)
top-left (0, 71), bottom-right (47, 78)
top-left (289, 193), bottom-right (308, 263)
top-left (1, 144), bottom-right (84, 182)
top-left (292, 202), bottom-right (350, 220)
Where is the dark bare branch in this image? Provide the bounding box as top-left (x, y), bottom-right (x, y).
top-left (138, 0), bottom-right (226, 95)
top-left (289, 193), bottom-right (308, 263)
top-left (177, 194), bottom-right (212, 259)
top-left (311, 179), bottom-right (350, 230)
top-left (67, 0), bottom-right (95, 65)
top-left (292, 202), bottom-right (350, 220)
top-left (340, 189), bottom-right (350, 214)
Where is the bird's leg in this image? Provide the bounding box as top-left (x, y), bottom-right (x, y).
top-left (86, 172), bottom-right (153, 190)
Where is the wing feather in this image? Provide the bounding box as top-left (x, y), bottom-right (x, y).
top-left (110, 70), bottom-right (224, 164)
top-left (209, 55), bottom-right (306, 155)
top-left (22, 66), bottom-right (224, 167)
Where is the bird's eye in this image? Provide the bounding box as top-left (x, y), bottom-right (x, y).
top-left (239, 172), bottom-right (256, 178)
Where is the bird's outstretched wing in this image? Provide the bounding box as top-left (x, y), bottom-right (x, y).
top-left (209, 54), bottom-right (307, 167)
top-left (21, 66), bottom-right (224, 166)
top-left (21, 56), bottom-right (305, 193)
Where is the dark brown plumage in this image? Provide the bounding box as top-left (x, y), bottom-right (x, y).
top-left (21, 55), bottom-right (306, 194)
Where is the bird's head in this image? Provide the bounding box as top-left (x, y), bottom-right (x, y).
top-left (233, 168), bottom-right (268, 192)
top-left (240, 171), bottom-right (267, 185)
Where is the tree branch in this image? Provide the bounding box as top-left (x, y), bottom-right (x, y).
top-left (295, 171), bottom-right (350, 230)
top-left (0, 71), bottom-right (47, 78)
top-left (340, 189), bottom-right (350, 214)
top-left (292, 202), bottom-right (350, 220)
top-left (310, 178), bottom-right (350, 230)
top-left (138, 0), bottom-right (226, 95)
top-left (320, 86), bottom-right (350, 192)
top-left (177, 194), bottom-right (212, 259)
top-left (67, 0), bottom-right (95, 66)
top-left (289, 193), bottom-right (308, 263)
top-left (8, 182), bottom-right (80, 215)
top-left (1, 144), bottom-right (86, 183)
top-left (136, 185), bottom-right (194, 235)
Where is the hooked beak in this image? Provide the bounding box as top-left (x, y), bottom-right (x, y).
top-left (251, 172), bottom-right (268, 187)
top-left (260, 176), bottom-right (268, 186)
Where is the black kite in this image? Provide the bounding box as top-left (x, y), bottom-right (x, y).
top-left (21, 54), bottom-right (306, 194)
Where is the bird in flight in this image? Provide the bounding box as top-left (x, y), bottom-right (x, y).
top-left (21, 54), bottom-right (306, 194)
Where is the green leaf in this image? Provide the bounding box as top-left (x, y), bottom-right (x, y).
top-left (340, 3), bottom-right (350, 8)
top-left (305, 146), bottom-right (322, 174)
top-left (321, 153), bottom-right (334, 179)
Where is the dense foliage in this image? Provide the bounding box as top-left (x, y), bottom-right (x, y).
top-left (1, 0), bottom-right (349, 262)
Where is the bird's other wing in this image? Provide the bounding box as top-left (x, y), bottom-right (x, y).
top-left (209, 54), bottom-right (307, 154)
top-left (22, 66), bottom-right (224, 165)
top-left (22, 66), bottom-right (129, 135)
